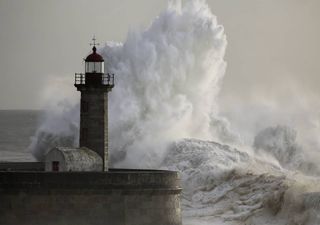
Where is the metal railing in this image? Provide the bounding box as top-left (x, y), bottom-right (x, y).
top-left (75, 73), bottom-right (115, 86)
top-left (75, 73), bottom-right (85, 84)
top-left (102, 73), bottom-right (115, 86)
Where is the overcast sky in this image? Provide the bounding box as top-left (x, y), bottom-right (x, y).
top-left (0, 0), bottom-right (319, 114)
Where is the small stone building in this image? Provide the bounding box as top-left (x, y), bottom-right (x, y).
top-left (45, 147), bottom-right (102, 172)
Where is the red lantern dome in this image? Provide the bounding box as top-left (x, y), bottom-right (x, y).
top-left (85, 46), bottom-right (104, 62)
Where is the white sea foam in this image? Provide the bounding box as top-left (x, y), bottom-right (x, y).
top-left (164, 138), bottom-right (320, 225)
top-left (102, 0), bottom-right (240, 168)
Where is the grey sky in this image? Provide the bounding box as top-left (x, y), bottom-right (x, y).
top-left (0, 0), bottom-right (319, 114)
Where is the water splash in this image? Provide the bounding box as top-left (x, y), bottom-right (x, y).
top-left (28, 0), bottom-right (237, 164)
top-left (27, 77), bottom-right (79, 161)
top-left (102, 0), bottom-right (239, 167)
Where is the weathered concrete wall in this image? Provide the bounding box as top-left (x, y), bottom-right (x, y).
top-left (0, 170), bottom-right (182, 225)
top-left (0, 162), bottom-right (44, 171)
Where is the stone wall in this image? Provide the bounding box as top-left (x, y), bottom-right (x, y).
top-left (0, 162), bottom-right (44, 171)
top-left (80, 90), bottom-right (109, 171)
top-left (0, 170), bottom-right (182, 225)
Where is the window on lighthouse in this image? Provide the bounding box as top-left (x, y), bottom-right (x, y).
top-left (85, 62), bottom-right (104, 73)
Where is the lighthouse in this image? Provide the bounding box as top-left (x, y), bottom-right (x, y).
top-left (1, 37), bottom-right (182, 225)
top-left (74, 37), bottom-right (114, 171)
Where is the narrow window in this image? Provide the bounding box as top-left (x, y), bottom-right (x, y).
top-left (52, 161), bottom-right (59, 172)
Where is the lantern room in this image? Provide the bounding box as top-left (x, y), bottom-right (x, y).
top-left (85, 46), bottom-right (104, 74)
top-left (74, 38), bottom-right (114, 89)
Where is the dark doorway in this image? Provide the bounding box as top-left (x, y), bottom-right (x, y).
top-left (52, 161), bottom-right (59, 172)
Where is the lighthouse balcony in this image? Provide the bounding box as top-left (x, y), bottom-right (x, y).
top-left (74, 73), bottom-right (114, 89)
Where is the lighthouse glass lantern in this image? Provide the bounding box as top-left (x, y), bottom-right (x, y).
top-left (85, 47), bottom-right (104, 73)
top-left (85, 46), bottom-right (104, 73)
top-left (85, 61), bottom-right (104, 73)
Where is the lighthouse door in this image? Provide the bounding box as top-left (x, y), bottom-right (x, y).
top-left (52, 161), bottom-right (60, 172)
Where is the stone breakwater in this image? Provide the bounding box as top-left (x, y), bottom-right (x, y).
top-left (0, 169), bottom-right (182, 225)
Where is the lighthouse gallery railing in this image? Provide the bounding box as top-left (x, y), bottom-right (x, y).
top-left (74, 73), bottom-right (114, 87)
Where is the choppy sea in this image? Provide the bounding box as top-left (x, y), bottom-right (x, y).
top-left (0, 110), bottom-right (40, 162)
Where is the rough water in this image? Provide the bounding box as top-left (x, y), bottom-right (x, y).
top-left (0, 110), bottom-right (37, 162)
top-left (4, 0), bottom-right (320, 224)
top-left (164, 138), bottom-right (320, 225)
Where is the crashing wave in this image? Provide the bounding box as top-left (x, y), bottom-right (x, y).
top-left (164, 138), bottom-right (320, 225)
top-left (27, 102), bottom-right (79, 161)
top-left (253, 125), bottom-right (320, 176)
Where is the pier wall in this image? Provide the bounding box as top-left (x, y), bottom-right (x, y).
top-left (0, 169), bottom-right (182, 225)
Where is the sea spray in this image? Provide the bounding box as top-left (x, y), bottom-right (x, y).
top-left (28, 0), bottom-right (238, 165)
top-left (253, 125), bottom-right (320, 175)
top-left (27, 77), bottom-right (79, 160)
top-left (103, 0), bottom-right (239, 167)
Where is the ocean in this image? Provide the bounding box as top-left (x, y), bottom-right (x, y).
top-left (0, 110), bottom-right (40, 162)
